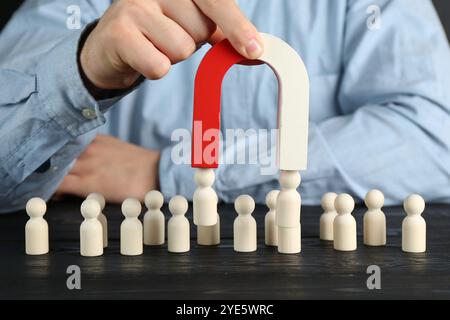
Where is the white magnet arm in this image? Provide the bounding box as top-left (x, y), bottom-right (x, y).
top-left (258, 33), bottom-right (310, 171)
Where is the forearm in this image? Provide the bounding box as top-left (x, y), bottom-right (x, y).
top-left (0, 29), bottom-right (106, 211)
top-left (304, 96), bottom-right (450, 205)
top-left (0, 1), bottom-right (121, 212)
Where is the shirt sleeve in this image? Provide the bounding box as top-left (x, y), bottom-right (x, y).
top-left (160, 0), bottom-right (450, 205)
top-left (0, 0), bottom-right (118, 213)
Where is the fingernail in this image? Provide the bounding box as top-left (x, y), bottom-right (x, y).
top-left (245, 39), bottom-right (263, 59)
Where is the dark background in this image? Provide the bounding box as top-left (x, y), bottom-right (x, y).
top-left (1, 0), bottom-right (449, 38)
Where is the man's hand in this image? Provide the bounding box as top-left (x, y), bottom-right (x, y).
top-left (81, 0), bottom-right (263, 90)
top-left (57, 135), bottom-right (160, 203)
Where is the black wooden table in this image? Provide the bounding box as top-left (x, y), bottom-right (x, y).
top-left (1, 199), bottom-right (449, 300)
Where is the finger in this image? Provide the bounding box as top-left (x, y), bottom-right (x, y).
top-left (117, 27), bottom-right (172, 80)
top-left (208, 27), bottom-right (263, 65)
top-left (68, 158), bottom-right (93, 175)
top-left (94, 134), bottom-right (109, 141)
top-left (136, 10), bottom-right (197, 63)
top-left (160, 0), bottom-right (216, 43)
top-left (193, 0), bottom-right (263, 59)
top-left (208, 27), bottom-right (225, 45)
top-left (92, 134), bottom-right (116, 144)
top-left (57, 175), bottom-right (85, 197)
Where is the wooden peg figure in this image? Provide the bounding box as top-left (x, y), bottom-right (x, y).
top-left (25, 198), bottom-right (49, 255)
top-left (402, 194), bottom-right (426, 253)
top-left (197, 187), bottom-right (220, 246)
top-left (277, 171), bottom-right (301, 254)
top-left (86, 193), bottom-right (108, 248)
top-left (320, 192), bottom-right (338, 241)
top-left (234, 195), bottom-right (257, 252)
top-left (193, 168), bottom-right (218, 226)
top-left (80, 199), bottom-right (103, 257)
top-left (265, 190), bottom-right (280, 246)
top-left (363, 189), bottom-right (386, 246)
top-left (121, 198), bottom-right (143, 256)
top-left (333, 194), bottom-right (357, 252)
top-left (144, 190), bottom-right (165, 246)
top-left (168, 196), bottom-right (190, 253)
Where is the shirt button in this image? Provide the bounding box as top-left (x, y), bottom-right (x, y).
top-left (82, 108), bottom-right (97, 120)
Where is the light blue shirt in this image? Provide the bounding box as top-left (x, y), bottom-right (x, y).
top-left (1, 0), bottom-right (450, 212)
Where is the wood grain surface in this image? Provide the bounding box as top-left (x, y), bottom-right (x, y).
top-left (0, 199), bottom-right (449, 299)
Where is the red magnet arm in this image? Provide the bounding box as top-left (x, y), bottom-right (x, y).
top-left (191, 40), bottom-right (261, 168)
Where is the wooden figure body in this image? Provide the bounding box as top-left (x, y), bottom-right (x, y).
top-left (25, 198), bottom-right (49, 255)
top-left (319, 192), bottom-right (338, 241)
top-left (276, 171), bottom-right (301, 254)
top-left (197, 214), bottom-right (220, 246)
top-left (120, 198), bottom-right (143, 256)
top-left (193, 168), bottom-right (218, 226)
top-left (402, 194), bottom-right (426, 253)
top-left (80, 199), bottom-right (103, 257)
top-left (144, 190), bottom-right (165, 246)
top-left (86, 193), bottom-right (108, 248)
top-left (168, 196), bottom-right (190, 253)
top-left (363, 189), bottom-right (386, 246)
top-left (333, 194), bottom-right (357, 252)
top-left (278, 225), bottom-right (301, 254)
top-left (265, 190), bottom-right (280, 246)
top-left (234, 195), bottom-right (257, 252)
